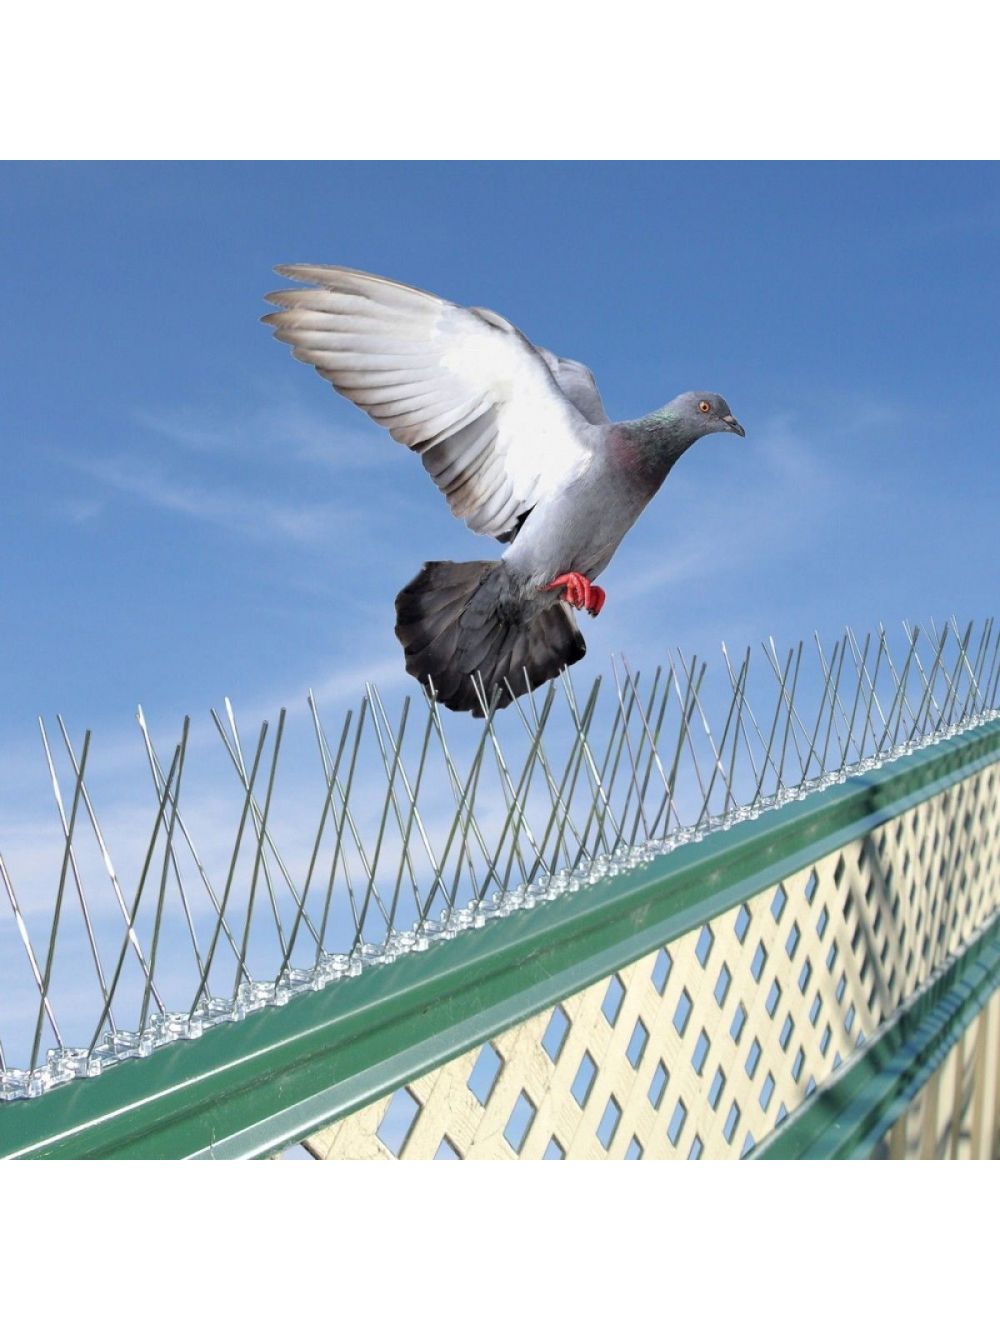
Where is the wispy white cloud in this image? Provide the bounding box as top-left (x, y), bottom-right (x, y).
top-left (62, 497), bottom-right (105, 524)
top-left (611, 410), bottom-right (849, 604)
top-left (233, 654), bottom-right (407, 731)
top-left (74, 452), bottom-right (364, 546)
top-left (60, 385), bottom-right (411, 547)
top-left (133, 392), bottom-right (395, 473)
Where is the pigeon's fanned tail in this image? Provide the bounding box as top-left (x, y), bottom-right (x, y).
top-left (395, 561), bottom-right (586, 715)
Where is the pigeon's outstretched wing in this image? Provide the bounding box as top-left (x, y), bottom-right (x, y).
top-left (263, 265), bottom-right (599, 540)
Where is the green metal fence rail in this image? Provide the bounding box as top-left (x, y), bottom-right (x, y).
top-left (3, 712), bottom-right (998, 1159)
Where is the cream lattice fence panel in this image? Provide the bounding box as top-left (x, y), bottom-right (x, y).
top-left (305, 759), bottom-right (1000, 1159)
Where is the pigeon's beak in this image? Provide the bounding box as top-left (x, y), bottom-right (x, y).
top-left (723, 414), bottom-right (745, 437)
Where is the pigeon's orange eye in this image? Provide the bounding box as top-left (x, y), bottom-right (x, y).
top-left (698, 400), bottom-right (711, 413)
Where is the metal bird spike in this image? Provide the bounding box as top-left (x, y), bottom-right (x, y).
top-left (2, 617), bottom-right (998, 1099)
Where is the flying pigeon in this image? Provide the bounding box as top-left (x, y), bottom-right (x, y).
top-left (263, 266), bottom-right (745, 715)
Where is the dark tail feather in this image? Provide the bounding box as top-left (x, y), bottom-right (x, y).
top-left (394, 560), bottom-right (586, 715)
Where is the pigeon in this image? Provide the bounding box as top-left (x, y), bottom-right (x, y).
top-left (263, 265), bottom-right (745, 715)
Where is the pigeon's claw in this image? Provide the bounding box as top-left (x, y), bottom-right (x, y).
top-left (542, 572), bottom-right (606, 618)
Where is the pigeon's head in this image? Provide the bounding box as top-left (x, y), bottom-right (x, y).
top-left (670, 391), bottom-right (746, 439)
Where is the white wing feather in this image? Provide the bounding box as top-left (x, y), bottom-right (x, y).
top-left (263, 265), bottom-right (597, 539)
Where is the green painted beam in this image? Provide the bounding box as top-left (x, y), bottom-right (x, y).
top-left (2, 717), bottom-right (998, 1160)
top-left (752, 906), bottom-right (1000, 1159)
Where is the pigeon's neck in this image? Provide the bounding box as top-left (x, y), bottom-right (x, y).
top-left (612, 411), bottom-right (697, 486)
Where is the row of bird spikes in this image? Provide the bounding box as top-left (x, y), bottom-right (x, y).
top-left (1, 616), bottom-right (998, 1091)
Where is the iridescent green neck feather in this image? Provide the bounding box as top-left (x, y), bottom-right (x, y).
top-left (613, 410), bottom-right (699, 486)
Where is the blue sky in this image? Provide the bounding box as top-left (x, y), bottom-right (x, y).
top-left (2, 160), bottom-right (999, 1061)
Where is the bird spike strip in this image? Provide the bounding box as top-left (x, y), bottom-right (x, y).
top-left (2, 616), bottom-right (998, 1100)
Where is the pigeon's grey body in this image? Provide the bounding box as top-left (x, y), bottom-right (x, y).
top-left (264, 265), bottom-right (744, 714)
top-left (501, 424), bottom-right (674, 597)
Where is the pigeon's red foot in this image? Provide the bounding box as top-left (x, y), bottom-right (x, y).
top-left (542, 572), bottom-right (606, 618)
